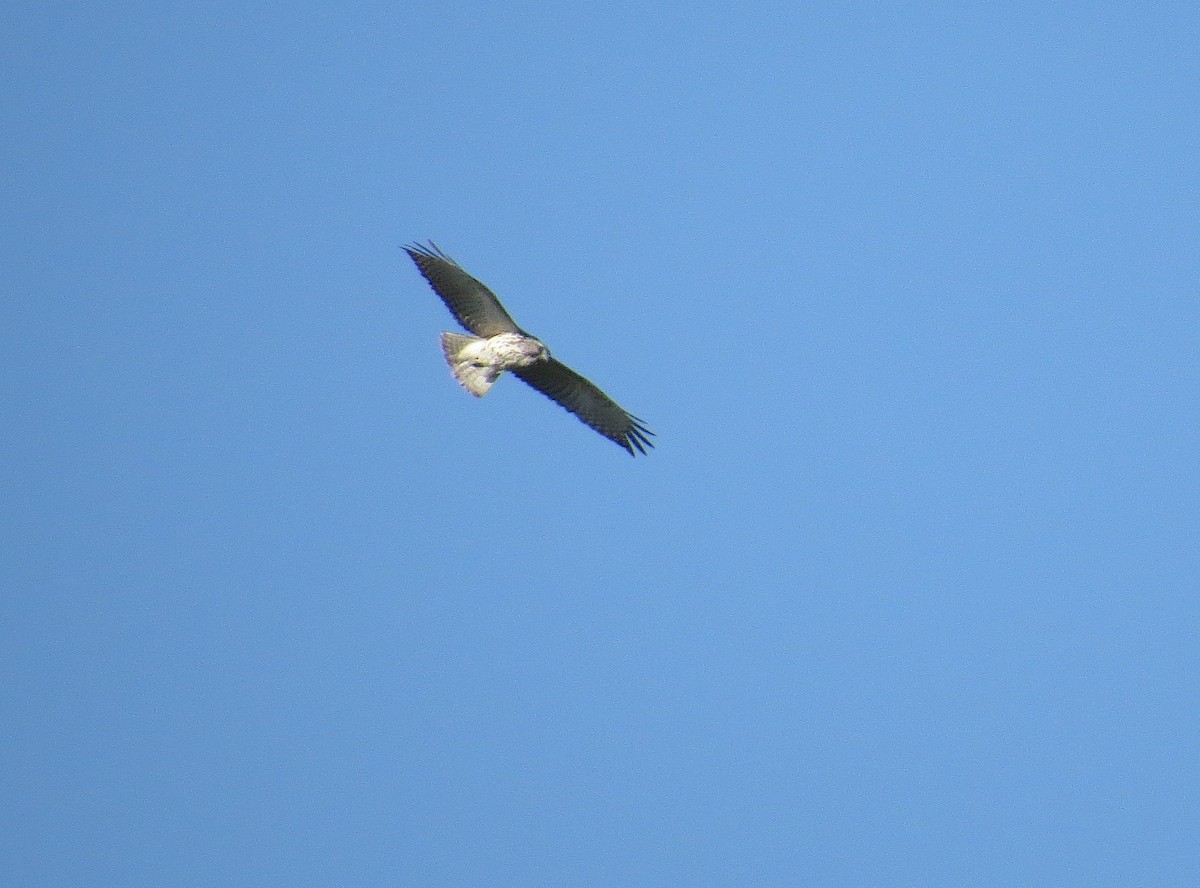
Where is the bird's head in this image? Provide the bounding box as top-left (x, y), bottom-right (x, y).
top-left (523, 338), bottom-right (551, 363)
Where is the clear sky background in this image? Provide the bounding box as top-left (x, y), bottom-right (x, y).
top-left (3, 2), bottom-right (1198, 885)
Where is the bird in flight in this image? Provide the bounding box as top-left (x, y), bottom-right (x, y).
top-left (404, 242), bottom-right (654, 456)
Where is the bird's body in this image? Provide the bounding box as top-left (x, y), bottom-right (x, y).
top-left (404, 242), bottom-right (653, 455)
top-left (439, 331), bottom-right (548, 397)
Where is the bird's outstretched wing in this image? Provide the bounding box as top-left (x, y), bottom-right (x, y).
top-left (404, 242), bottom-right (524, 337)
top-left (513, 358), bottom-right (655, 456)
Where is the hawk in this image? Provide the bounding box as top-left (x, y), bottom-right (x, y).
top-left (405, 242), bottom-right (654, 456)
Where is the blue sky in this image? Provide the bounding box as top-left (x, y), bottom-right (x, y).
top-left (3, 2), bottom-right (1198, 884)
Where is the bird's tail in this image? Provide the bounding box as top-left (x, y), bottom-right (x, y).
top-left (440, 332), bottom-right (499, 397)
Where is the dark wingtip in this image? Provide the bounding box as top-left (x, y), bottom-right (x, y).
top-left (621, 418), bottom-right (655, 456)
top-left (404, 240), bottom-right (455, 265)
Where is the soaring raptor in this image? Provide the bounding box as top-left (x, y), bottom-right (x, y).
top-left (405, 242), bottom-right (654, 456)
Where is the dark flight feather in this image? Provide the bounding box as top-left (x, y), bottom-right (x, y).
top-left (404, 242), bottom-right (524, 337)
top-left (513, 359), bottom-right (655, 456)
